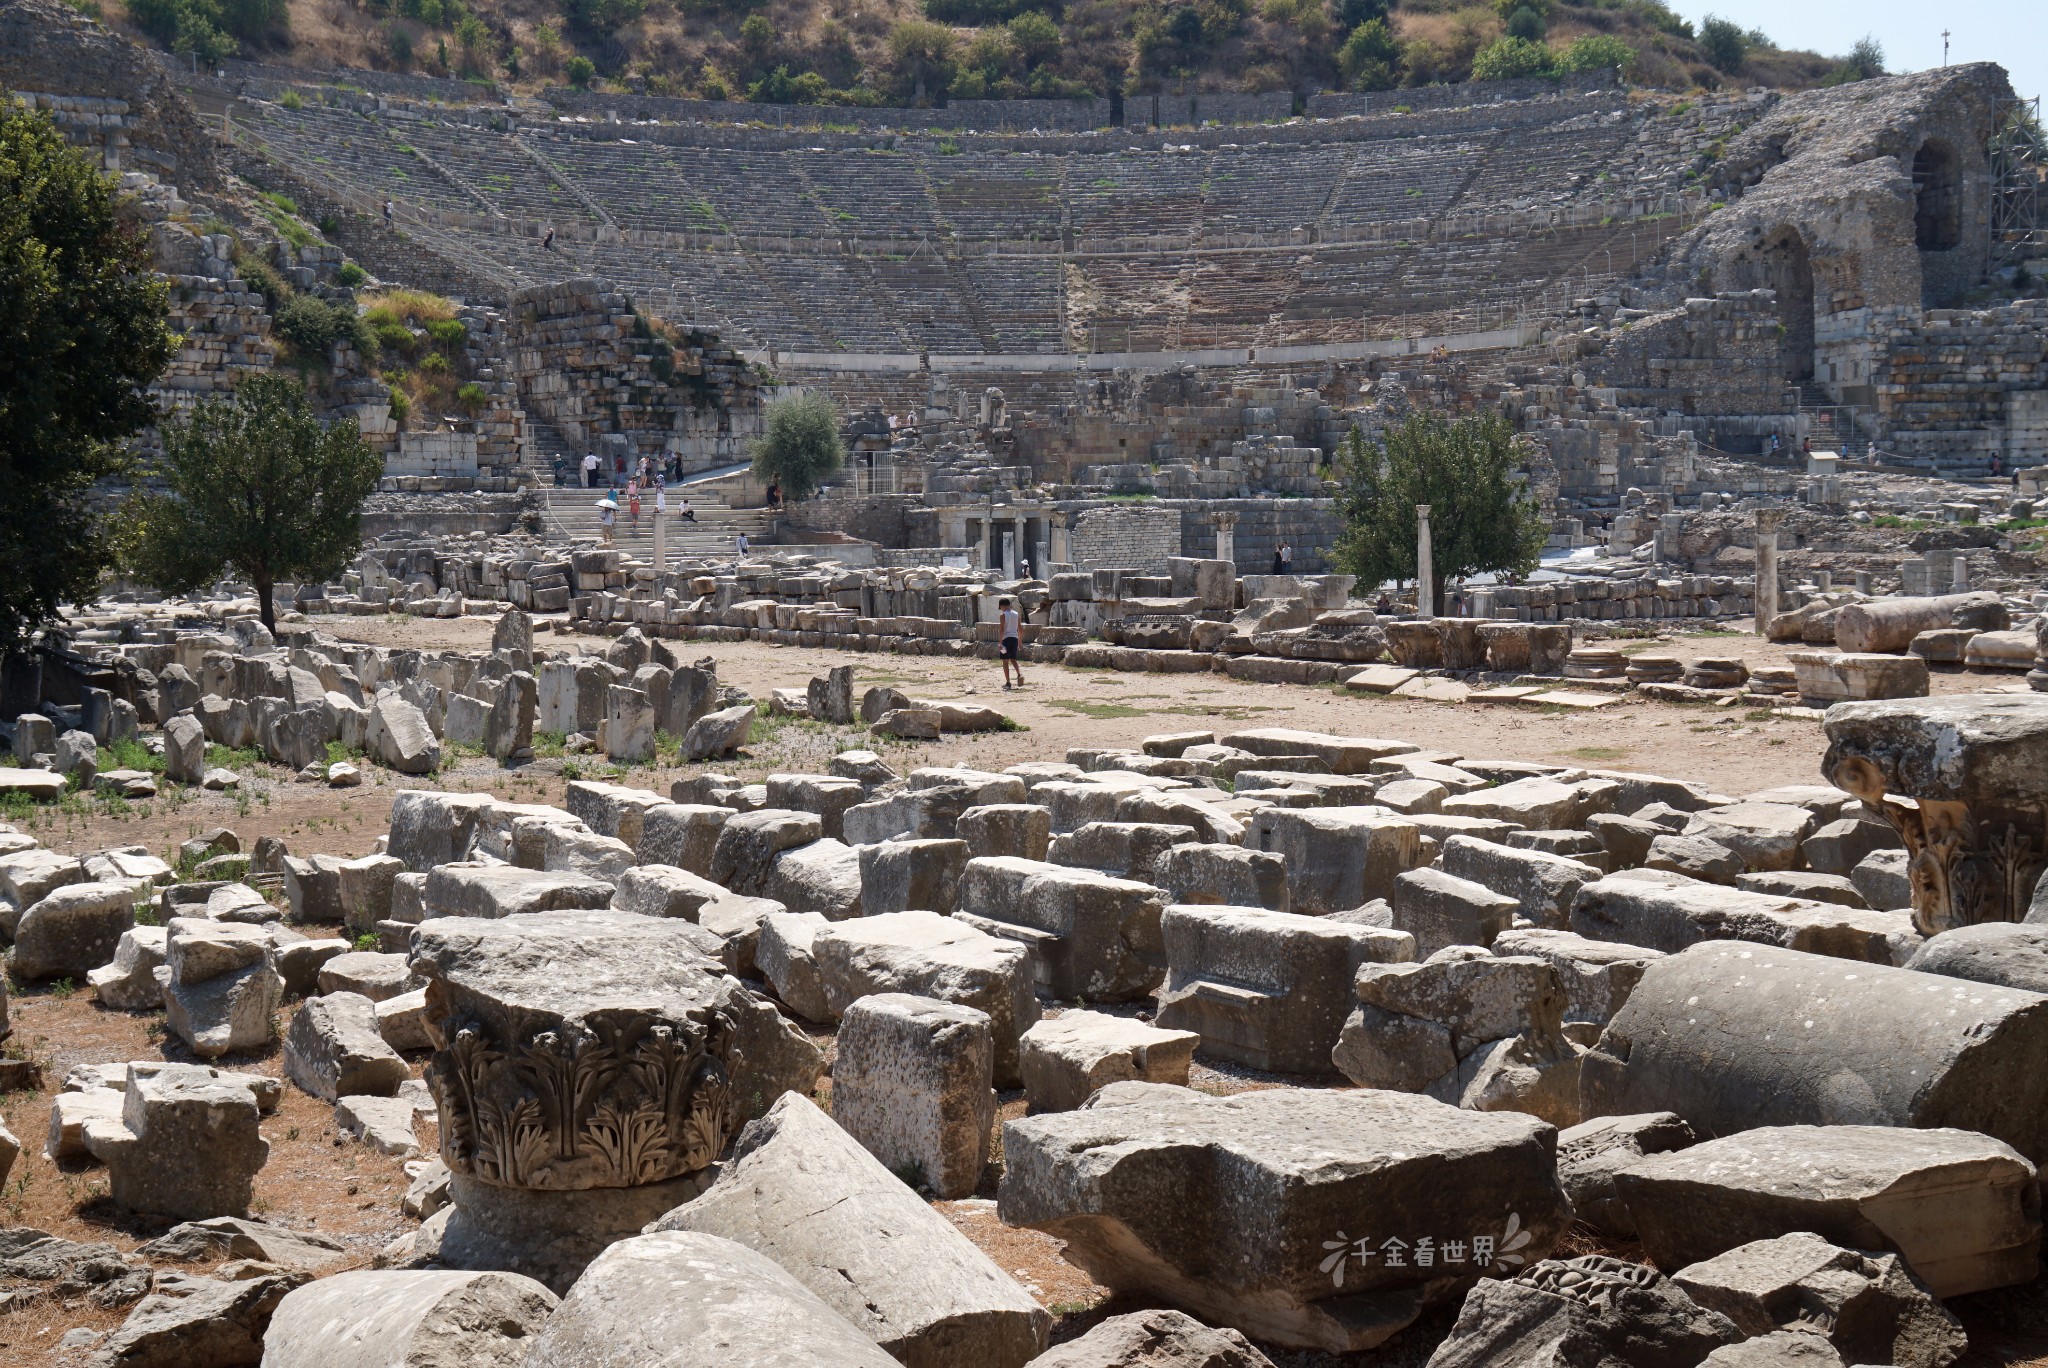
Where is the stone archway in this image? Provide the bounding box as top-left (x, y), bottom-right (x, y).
top-left (1913, 139), bottom-right (1964, 252)
top-left (1754, 227), bottom-right (1816, 384)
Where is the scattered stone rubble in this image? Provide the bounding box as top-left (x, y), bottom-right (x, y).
top-left (4, 609), bottom-right (2048, 1363)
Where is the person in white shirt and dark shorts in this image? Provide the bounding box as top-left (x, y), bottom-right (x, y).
top-left (998, 597), bottom-right (1024, 690)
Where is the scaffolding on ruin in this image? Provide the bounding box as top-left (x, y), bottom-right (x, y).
top-left (1989, 96), bottom-right (2046, 268)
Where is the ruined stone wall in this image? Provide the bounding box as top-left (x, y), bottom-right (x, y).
top-left (1163, 498), bottom-right (1342, 576)
top-left (1877, 300), bottom-right (2048, 472)
top-left (779, 493), bottom-right (920, 547)
top-left (1069, 503), bottom-right (1182, 573)
top-left (0, 0), bottom-right (219, 189)
top-left (504, 278), bottom-right (763, 470)
top-left (1665, 65), bottom-right (2013, 400)
top-left (1585, 292), bottom-right (1792, 419)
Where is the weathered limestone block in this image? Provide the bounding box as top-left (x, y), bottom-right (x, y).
top-left (999, 1083), bottom-right (1567, 1352)
top-left (337, 1093), bottom-right (422, 1157)
top-left (1153, 842), bottom-right (1290, 911)
top-left (858, 838), bottom-right (969, 916)
top-left (1570, 871), bottom-right (1903, 963)
top-left (954, 856), bottom-right (1167, 1003)
top-left (1051, 821), bottom-right (1200, 883)
top-left (92, 1271), bottom-right (301, 1368)
top-left (1492, 927), bottom-right (1662, 1025)
top-left (540, 823), bottom-right (635, 882)
top-left (1391, 868), bottom-right (1519, 957)
top-left (1028, 1309), bottom-right (1275, 1368)
top-left (522, 1231), bottom-right (899, 1368)
top-left (764, 837), bottom-right (864, 920)
top-left (1155, 905), bottom-right (1412, 1075)
top-left (387, 790), bottom-right (493, 872)
top-left (601, 685), bottom-right (654, 764)
top-left (1423, 1255), bottom-right (1741, 1368)
top-left (1680, 803), bottom-right (1816, 873)
top-left (637, 803), bottom-right (731, 874)
top-left (709, 809), bottom-right (821, 896)
top-left (88, 925), bottom-right (169, 1011)
top-left (283, 854), bottom-right (347, 925)
top-left (161, 917), bottom-right (282, 1058)
top-left (420, 864), bottom-right (614, 921)
top-left (1439, 836), bottom-right (1598, 928)
top-left (610, 864), bottom-right (724, 921)
top-left (1672, 1233), bottom-right (1966, 1368)
top-left (829, 993), bottom-right (994, 1200)
top-left (1442, 776), bottom-right (1617, 830)
top-left (766, 773), bottom-right (866, 840)
top-left (955, 803), bottom-right (1052, 862)
top-left (757, 911), bottom-right (834, 1023)
top-left (682, 703), bottom-right (754, 760)
top-left (14, 881), bottom-right (137, 980)
top-left (813, 910), bottom-right (1039, 1087)
top-left (1617, 1125), bottom-right (2041, 1297)
top-left (1556, 1111), bottom-right (1698, 1237)
top-left (1244, 807), bottom-right (1421, 915)
top-left (1581, 941), bottom-right (2048, 1164)
top-left (284, 991), bottom-right (408, 1100)
top-left (138, 1214), bottom-right (346, 1271)
top-left (83, 1063), bottom-right (269, 1220)
top-left (1822, 694), bottom-right (2048, 933)
top-left (563, 779), bottom-right (670, 847)
top-left (317, 950), bottom-right (420, 1002)
top-left (649, 1094), bottom-right (1049, 1368)
top-left (368, 694), bottom-right (441, 775)
top-left (1019, 1010), bottom-right (1200, 1113)
top-left (807, 664), bottom-right (856, 725)
top-left (334, 853), bottom-right (403, 935)
top-left (1217, 728), bottom-right (1416, 774)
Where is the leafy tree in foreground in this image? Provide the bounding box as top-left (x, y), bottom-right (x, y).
top-left (0, 101), bottom-right (175, 653)
top-left (1332, 410), bottom-right (1549, 609)
top-left (119, 372), bottom-right (383, 633)
top-left (750, 390), bottom-right (845, 501)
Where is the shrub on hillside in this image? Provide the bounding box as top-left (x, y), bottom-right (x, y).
top-left (1469, 36), bottom-right (1554, 82)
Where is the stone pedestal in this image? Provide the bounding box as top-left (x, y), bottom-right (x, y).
top-left (1211, 512), bottom-right (1236, 564)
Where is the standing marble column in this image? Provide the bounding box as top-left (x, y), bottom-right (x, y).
top-left (1753, 508), bottom-right (1785, 637)
top-left (1212, 512), bottom-right (1237, 565)
top-left (1952, 553), bottom-right (1971, 593)
top-left (653, 507), bottom-right (667, 572)
top-left (1415, 505), bottom-right (1434, 619)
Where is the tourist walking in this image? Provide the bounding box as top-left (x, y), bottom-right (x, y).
top-left (735, 531), bottom-right (750, 559)
top-left (597, 500), bottom-right (615, 545)
top-left (998, 597), bottom-right (1025, 690)
top-left (582, 451), bottom-right (599, 488)
top-left (627, 479), bottom-right (642, 531)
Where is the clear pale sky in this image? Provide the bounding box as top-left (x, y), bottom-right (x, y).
top-left (1673, 1), bottom-right (2043, 105)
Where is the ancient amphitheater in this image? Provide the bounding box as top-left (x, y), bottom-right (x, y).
top-left (9, 0), bottom-right (2048, 1363)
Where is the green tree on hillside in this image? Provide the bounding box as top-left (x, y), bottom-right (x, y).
top-left (0, 101), bottom-right (174, 653)
top-left (1823, 36), bottom-right (1885, 86)
top-left (750, 391), bottom-right (844, 502)
top-left (117, 373), bottom-right (383, 633)
top-left (1338, 18), bottom-right (1399, 91)
top-left (1698, 14), bottom-right (1748, 72)
top-left (1331, 411), bottom-right (1548, 608)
